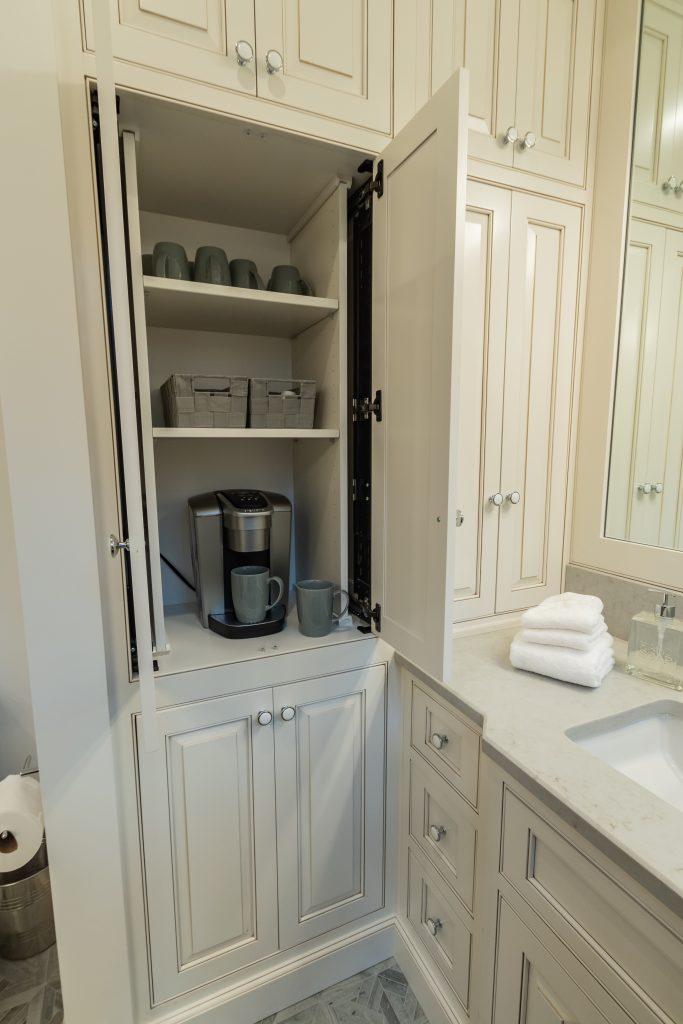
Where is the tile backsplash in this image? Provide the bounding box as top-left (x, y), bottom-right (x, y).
top-left (564, 565), bottom-right (683, 640)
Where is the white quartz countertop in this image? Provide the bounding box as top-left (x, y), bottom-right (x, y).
top-left (437, 628), bottom-right (683, 906)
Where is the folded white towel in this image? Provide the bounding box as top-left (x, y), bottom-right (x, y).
top-left (510, 632), bottom-right (614, 688)
top-left (521, 593), bottom-right (604, 634)
top-left (520, 621), bottom-right (608, 651)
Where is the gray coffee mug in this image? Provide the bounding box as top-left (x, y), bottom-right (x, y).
top-left (268, 265), bottom-right (314, 296)
top-left (194, 246), bottom-right (231, 285)
top-left (231, 566), bottom-right (284, 625)
top-left (230, 259), bottom-right (264, 290)
top-left (153, 241), bottom-right (190, 280)
top-left (296, 579), bottom-right (349, 637)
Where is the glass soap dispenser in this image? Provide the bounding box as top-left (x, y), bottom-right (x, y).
top-left (626, 591), bottom-right (683, 691)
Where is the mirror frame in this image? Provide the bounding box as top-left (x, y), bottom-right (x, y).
top-left (571, 0), bottom-right (683, 588)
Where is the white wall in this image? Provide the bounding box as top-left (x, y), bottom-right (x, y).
top-left (0, 404), bottom-right (36, 779)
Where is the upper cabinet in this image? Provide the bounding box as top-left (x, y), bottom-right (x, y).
top-left (82, 0), bottom-right (392, 135)
top-left (395, 0), bottom-right (599, 187)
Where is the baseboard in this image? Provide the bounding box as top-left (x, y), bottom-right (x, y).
top-left (155, 916), bottom-right (396, 1024)
top-left (392, 917), bottom-right (466, 1024)
top-left (452, 611), bottom-right (521, 638)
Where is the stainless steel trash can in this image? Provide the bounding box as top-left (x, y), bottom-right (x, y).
top-left (0, 839), bottom-right (55, 959)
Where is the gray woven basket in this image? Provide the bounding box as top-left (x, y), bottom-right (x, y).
top-left (161, 374), bottom-right (249, 428)
top-left (249, 378), bottom-right (317, 429)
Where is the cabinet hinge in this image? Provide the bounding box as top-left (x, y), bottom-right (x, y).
top-left (353, 390), bottom-right (382, 423)
top-left (371, 160), bottom-right (384, 198)
top-left (370, 603), bottom-right (381, 631)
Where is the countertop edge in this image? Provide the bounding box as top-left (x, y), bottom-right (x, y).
top-left (394, 652), bottom-right (486, 728)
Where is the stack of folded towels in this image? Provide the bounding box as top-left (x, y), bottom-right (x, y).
top-left (510, 593), bottom-right (614, 688)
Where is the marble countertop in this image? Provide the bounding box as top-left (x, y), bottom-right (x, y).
top-left (438, 628), bottom-right (683, 908)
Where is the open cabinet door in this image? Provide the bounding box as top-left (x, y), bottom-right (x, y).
top-left (371, 70), bottom-right (468, 685)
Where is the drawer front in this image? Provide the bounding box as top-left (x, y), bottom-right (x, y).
top-left (410, 682), bottom-right (480, 806)
top-left (408, 757), bottom-right (476, 913)
top-left (501, 787), bottom-right (683, 1023)
top-left (406, 848), bottom-right (472, 1011)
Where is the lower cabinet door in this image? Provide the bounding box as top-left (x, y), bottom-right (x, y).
top-left (274, 666), bottom-right (386, 947)
top-left (493, 900), bottom-right (632, 1024)
top-left (135, 690), bottom-right (279, 1004)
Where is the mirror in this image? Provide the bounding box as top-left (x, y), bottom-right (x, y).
top-left (606, 0), bottom-right (683, 551)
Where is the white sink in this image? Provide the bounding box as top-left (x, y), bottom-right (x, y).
top-left (567, 701), bottom-right (683, 813)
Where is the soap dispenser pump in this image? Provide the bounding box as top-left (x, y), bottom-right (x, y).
top-left (626, 590), bottom-right (683, 690)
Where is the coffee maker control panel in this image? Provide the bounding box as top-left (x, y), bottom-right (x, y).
top-left (221, 489), bottom-right (269, 511)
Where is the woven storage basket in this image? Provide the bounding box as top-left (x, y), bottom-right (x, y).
top-left (249, 378), bottom-right (316, 429)
top-left (161, 374), bottom-right (249, 428)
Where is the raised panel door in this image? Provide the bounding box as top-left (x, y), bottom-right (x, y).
top-left (83, 0), bottom-right (256, 94)
top-left (495, 193), bottom-right (581, 613)
top-left (454, 181), bottom-right (510, 622)
top-left (274, 666), bottom-right (386, 947)
top-left (135, 690), bottom-right (278, 1003)
top-left (513, 0), bottom-right (596, 186)
top-left (254, 0), bottom-right (392, 132)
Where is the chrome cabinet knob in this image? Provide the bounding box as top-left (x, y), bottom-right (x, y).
top-left (426, 917), bottom-right (442, 936)
top-left (489, 492), bottom-right (504, 506)
top-left (638, 483), bottom-right (653, 494)
top-left (654, 482), bottom-right (664, 493)
top-left (281, 706), bottom-right (295, 722)
top-left (257, 710), bottom-right (273, 726)
top-left (235, 39), bottom-right (254, 65)
top-left (506, 490), bottom-right (521, 505)
top-left (521, 131), bottom-right (537, 150)
top-left (429, 824), bottom-right (446, 843)
top-left (663, 176), bottom-right (680, 193)
top-left (503, 126), bottom-right (518, 145)
top-left (455, 509), bottom-right (465, 527)
top-left (430, 732), bottom-right (448, 750)
top-left (265, 49), bottom-right (284, 74)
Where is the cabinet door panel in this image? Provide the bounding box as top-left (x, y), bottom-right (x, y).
top-left (255, 0), bottom-right (392, 132)
top-left (513, 0), bottom-right (596, 185)
top-left (275, 667), bottom-right (386, 947)
top-left (454, 181), bottom-right (510, 621)
top-left (372, 72), bottom-right (467, 684)
top-left (136, 691), bottom-right (278, 1003)
top-left (496, 194), bottom-right (581, 612)
top-left (83, 0), bottom-right (257, 94)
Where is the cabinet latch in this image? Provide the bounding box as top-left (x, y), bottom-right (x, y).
top-left (353, 390), bottom-right (382, 423)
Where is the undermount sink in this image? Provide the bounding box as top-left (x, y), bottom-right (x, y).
top-left (567, 701), bottom-right (683, 813)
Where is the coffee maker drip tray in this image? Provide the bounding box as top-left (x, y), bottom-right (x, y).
top-left (208, 604), bottom-right (286, 639)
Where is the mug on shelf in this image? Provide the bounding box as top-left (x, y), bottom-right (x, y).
top-left (230, 259), bottom-right (264, 290)
top-left (152, 241), bottom-right (191, 281)
top-left (267, 265), bottom-right (314, 296)
top-left (296, 579), bottom-right (349, 637)
top-left (231, 566), bottom-right (284, 625)
top-left (194, 246), bottom-right (231, 286)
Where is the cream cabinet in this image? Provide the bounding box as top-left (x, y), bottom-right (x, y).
top-left (395, 0), bottom-right (598, 186)
top-left (135, 667), bottom-right (386, 1003)
top-left (455, 181), bottom-right (581, 622)
top-left (632, 0), bottom-right (683, 213)
top-left (607, 216), bottom-right (683, 548)
top-left (83, 0), bottom-right (392, 133)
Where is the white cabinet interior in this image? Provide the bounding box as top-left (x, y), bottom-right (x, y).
top-left (135, 666), bottom-right (386, 1003)
top-left (455, 181), bottom-right (582, 622)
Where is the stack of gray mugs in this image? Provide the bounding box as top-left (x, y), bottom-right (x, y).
top-left (145, 242), bottom-right (314, 295)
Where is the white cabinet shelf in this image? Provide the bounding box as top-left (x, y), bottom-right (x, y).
top-left (143, 276), bottom-right (339, 337)
top-left (152, 427), bottom-right (339, 439)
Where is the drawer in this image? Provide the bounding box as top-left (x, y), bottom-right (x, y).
top-left (410, 682), bottom-right (480, 806)
top-left (501, 787), bottom-right (683, 1024)
top-left (406, 847), bottom-right (472, 1011)
top-left (408, 757), bottom-right (476, 913)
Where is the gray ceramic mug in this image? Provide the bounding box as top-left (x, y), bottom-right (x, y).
top-left (153, 241), bottom-right (190, 280)
top-left (296, 579), bottom-right (349, 637)
top-left (231, 566), bottom-right (284, 625)
top-left (268, 265), bottom-right (313, 296)
top-left (194, 246), bottom-right (231, 285)
top-left (230, 259), bottom-right (264, 290)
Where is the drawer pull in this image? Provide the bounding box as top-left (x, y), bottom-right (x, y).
top-left (430, 732), bottom-right (448, 750)
top-left (429, 824), bottom-right (446, 843)
top-left (426, 917), bottom-right (442, 936)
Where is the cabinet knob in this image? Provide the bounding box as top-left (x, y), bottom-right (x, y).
top-left (654, 482), bottom-right (664, 494)
top-left (235, 39), bottom-right (254, 65)
top-left (502, 126), bottom-right (518, 145)
top-left (426, 917), bottom-right (442, 936)
top-left (265, 49), bottom-right (284, 74)
top-left (430, 732), bottom-right (448, 750)
top-left (663, 175), bottom-right (680, 193)
top-left (281, 706), bottom-right (295, 722)
top-left (489, 492), bottom-right (504, 507)
top-left (257, 710), bottom-right (273, 726)
top-left (429, 824), bottom-right (446, 843)
top-left (506, 490), bottom-right (521, 505)
top-left (638, 483), bottom-right (653, 494)
top-left (521, 131), bottom-right (537, 150)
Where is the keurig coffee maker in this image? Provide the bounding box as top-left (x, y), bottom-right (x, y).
top-left (188, 489), bottom-right (292, 638)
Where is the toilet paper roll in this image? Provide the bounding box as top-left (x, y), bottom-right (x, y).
top-left (0, 775), bottom-right (44, 872)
